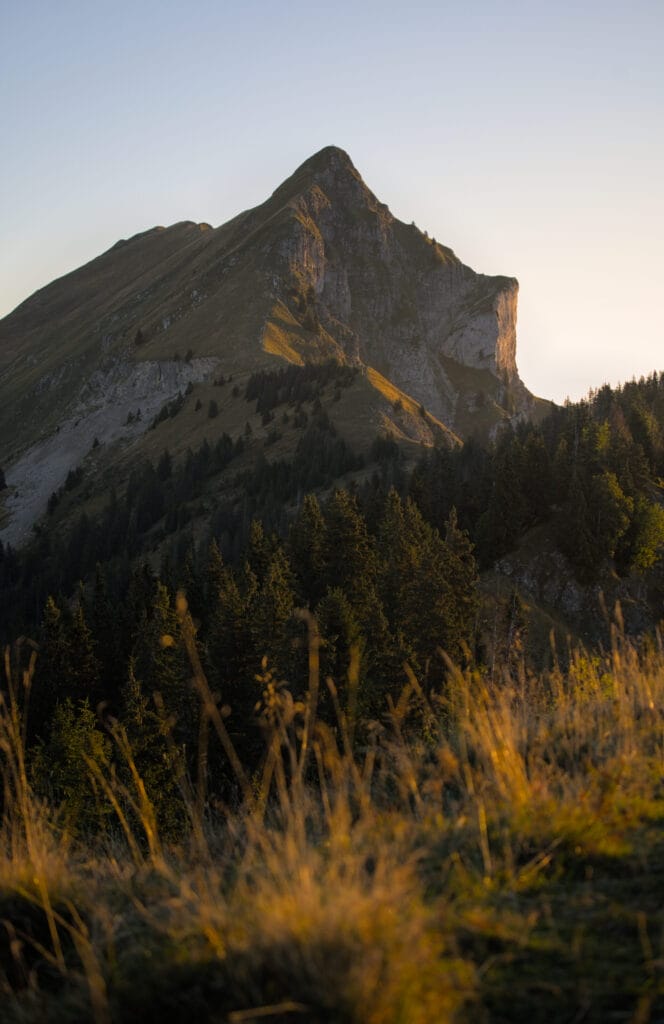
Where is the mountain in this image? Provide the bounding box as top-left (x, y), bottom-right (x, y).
top-left (0, 146), bottom-right (546, 548)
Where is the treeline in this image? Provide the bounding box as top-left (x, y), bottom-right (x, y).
top-left (1, 370), bottom-right (664, 831)
top-left (0, 406), bottom-right (374, 638)
top-left (410, 372), bottom-right (664, 582)
top-left (2, 372), bottom-right (664, 648)
top-left (0, 432), bottom-right (246, 633)
top-left (17, 487), bottom-right (478, 831)
top-left (3, 371), bottom-right (664, 652)
top-left (244, 360), bottom-right (358, 415)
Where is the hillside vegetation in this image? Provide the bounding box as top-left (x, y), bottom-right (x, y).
top-left (1, 603), bottom-right (664, 1021)
top-left (0, 372), bottom-right (663, 1020)
top-left (1, 371), bottom-right (663, 655)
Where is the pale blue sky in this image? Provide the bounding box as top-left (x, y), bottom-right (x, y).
top-left (1, 0), bottom-right (662, 403)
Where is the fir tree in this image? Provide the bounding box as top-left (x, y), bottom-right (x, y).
top-left (67, 601), bottom-right (101, 702)
top-left (316, 586), bottom-right (366, 720)
top-left (30, 698), bottom-right (111, 834)
top-left (323, 489), bottom-right (378, 613)
top-left (132, 583), bottom-right (196, 756)
top-left (120, 658), bottom-right (184, 836)
top-left (440, 507), bottom-right (480, 663)
top-left (248, 547), bottom-right (297, 680)
top-left (288, 493), bottom-right (326, 606)
top-left (204, 538), bottom-right (226, 604)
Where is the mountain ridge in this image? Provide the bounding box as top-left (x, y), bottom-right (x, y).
top-left (0, 146), bottom-right (548, 547)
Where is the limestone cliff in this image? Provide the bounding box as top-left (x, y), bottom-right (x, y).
top-left (0, 145), bottom-right (542, 544)
top-left (0, 146), bottom-right (534, 458)
top-left (255, 146), bottom-right (533, 429)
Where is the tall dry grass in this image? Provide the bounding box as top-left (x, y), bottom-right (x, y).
top-left (1, 602), bottom-right (663, 1021)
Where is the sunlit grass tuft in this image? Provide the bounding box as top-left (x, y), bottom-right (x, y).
top-left (2, 606), bottom-right (664, 1020)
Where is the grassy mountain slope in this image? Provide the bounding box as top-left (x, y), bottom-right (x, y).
top-left (1, 145), bottom-right (540, 547)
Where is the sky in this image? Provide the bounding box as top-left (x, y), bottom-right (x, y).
top-left (1, 0), bottom-right (662, 404)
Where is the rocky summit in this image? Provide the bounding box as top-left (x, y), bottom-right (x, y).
top-left (0, 146), bottom-right (544, 547)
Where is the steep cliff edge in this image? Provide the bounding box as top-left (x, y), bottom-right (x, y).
top-left (257, 146), bottom-right (530, 428)
top-left (0, 145), bottom-right (542, 545)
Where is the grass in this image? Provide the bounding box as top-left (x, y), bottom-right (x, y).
top-left (2, 609), bottom-right (664, 1021)
top-left (40, 361), bottom-right (454, 552)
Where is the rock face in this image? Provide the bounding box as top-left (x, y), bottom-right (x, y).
top-left (266, 146), bottom-right (526, 426)
top-left (1, 356), bottom-right (218, 550)
top-left (0, 144), bottom-right (540, 543)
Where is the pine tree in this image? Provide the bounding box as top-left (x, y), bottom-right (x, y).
top-left (617, 497), bottom-right (664, 574)
top-left (558, 474), bottom-right (597, 582)
top-left (376, 487), bottom-right (408, 626)
top-left (323, 489), bottom-right (377, 612)
top-left (181, 547), bottom-right (205, 622)
top-left (316, 587), bottom-right (366, 719)
top-left (245, 518), bottom-right (276, 586)
top-left (475, 436), bottom-right (527, 566)
top-left (440, 507), bottom-right (480, 663)
top-left (288, 493), bottom-right (326, 606)
top-left (30, 698), bottom-right (111, 834)
top-left (32, 598), bottom-right (99, 741)
top-left (67, 601), bottom-right (101, 702)
top-left (589, 470), bottom-right (633, 560)
top-left (120, 658), bottom-right (184, 836)
top-left (89, 564), bottom-right (123, 702)
top-left (206, 562), bottom-right (261, 768)
top-left (132, 583), bottom-right (196, 756)
top-left (248, 547), bottom-right (296, 677)
top-left (31, 596), bottom-right (73, 739)
top-left (520, 430), bottom-right (552, 524)
top-left (319, 490), bottom-right (397, 708)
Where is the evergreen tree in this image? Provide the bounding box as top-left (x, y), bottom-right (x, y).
top-left (30, 597), bottom-right (100, 739)
top-left (67, 601), bottom-right (101, 703)
top-left (181, 548), bottom-right (205, 622)
top-left (316, 587), bottom-right (366, 719)
top-left (120, 658), bottom-right (184, 836)
top-left (89, 564), bottom-right (122, 702)
top-left (206, 562), bottom-right (261, 768)
top-left (440, 507), bottom-right (480, 662)
top-left (376, 487), bottom-right (408, 626)
top-left (31, 596), bottom-right (71, 739)
top-left (318, 490), bottom-right (396, 708)
top-left (132, 583), bottom-right (196, 756)
top-left (204, 538), bottom-right (226, 604)
top-left (552, 437), bottom-right (572, 504)
top-left (288, 493), bottom-right (326, 606)
top-left (322, 489), bottom-right (378, 613)
top-left (156, 449), bottom-right (173, 482)
top-left (246, 518), bottom-right (276, 586)
top-left (520, 430), bottom-right (552, 524)
top-left (588, 470), bottom-right (633, 560)
top-left (248, 547), bottom-right (297, 679)
top-left (30, 698), bottom-right (111, 834)
top-left (475, 435), bottom-right (527, 566)
top-left (558, 474), bottom-right (598, 582)
top-left (618, 497), bottom-right (664, 574)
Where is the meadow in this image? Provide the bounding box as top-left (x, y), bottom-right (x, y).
top-left (1, 600), bottom-right (663, 1022)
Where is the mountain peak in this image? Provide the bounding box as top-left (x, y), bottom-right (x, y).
top-left (298, 145), bottom-right (356, 175)
top-left (0, 147), bottom-right (539, 541)
top-left (270, 145), bottom-right (364, 204)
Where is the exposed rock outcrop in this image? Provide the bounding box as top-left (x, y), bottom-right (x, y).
top-left (1, 357), bottom-right (217, 549)
top-left (257, 147), bottom-right (529, 427)
top-left (0, 144), bottom-right (542, 545)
